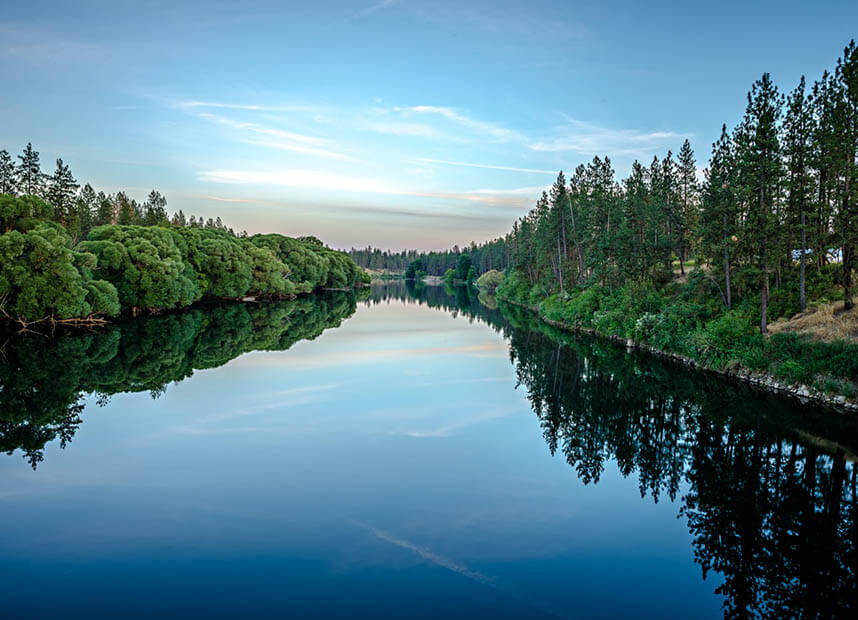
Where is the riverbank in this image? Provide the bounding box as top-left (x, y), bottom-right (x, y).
top-left (499, 296), bottom-right (858, 414)
top-left (0, 286), bottom-right (369, 334)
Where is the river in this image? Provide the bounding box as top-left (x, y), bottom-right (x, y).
top-left (0, 281), bottom-right (855, 618)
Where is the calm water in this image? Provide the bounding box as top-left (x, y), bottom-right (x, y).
top-left (1, 282), bottom-right (856, 619)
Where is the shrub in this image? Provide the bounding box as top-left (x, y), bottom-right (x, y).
top-left (476, 269), bottom-right (504, 293)
top-left (0, 225), bottom-right (119, 321)
top-left (79, 225), bottom-right (199, 310)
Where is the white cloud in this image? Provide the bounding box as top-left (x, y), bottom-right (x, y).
top-left (199, 169), bottom-right (544, 207)
top-left (363, 121), bottom-right (444, 138)
top-left (360, 0), bottom-right (400, 14)
top-left (193, 111), bottom-right (353, 160)
top-left (417, 157), bottom-right (556, 175)
top-left (173, 100), bottom-right (315, 113)
top-left (201, 169), bottom-right (401, 194)
top-left (528, 118), bottom-right (687, 158)
top-left (470, 186), bottom-right (546, 196)
top-left (393, 105), bottom-right (524, 142)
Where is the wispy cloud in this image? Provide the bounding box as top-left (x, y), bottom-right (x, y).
top-left (363, 121), bottom-right (444, 138)
top-left (469, 186), bottom-right (546, 196)
top-left (201, 169), bottom-right (399, 194)
top-left (0, 24), bottom-right (103, 63)
top-left (393, 105), bottom-right (524, 142)
top-left (529, 118), bottom-right (688, 158)
top-left (186, 195), bottom-right (520, 228)
top-left (194, 111), bottom-right (353, 160)
top-left (173, 100), bottom-right (315, 113)
top-left (417, 158), bottom-right (556, 175)
top-left (358, 0), bottom-right (400, 16)
top-left (357, 522), bottom-right (493, 584)
top-left (200, 169), bottom-right (543, 207)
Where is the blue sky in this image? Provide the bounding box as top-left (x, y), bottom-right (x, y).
top-left (1, 1), bottom-right (856, 250)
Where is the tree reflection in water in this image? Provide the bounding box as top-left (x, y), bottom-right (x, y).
top-left (373, 282), bottom-right (858, 619)
top-left (0, 291), bottom-right (362, 468)
top-left (2, 281), bottom-right (855, 617)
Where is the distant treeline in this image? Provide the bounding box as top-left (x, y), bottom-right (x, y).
top-left (348, 237), bottom-right (509, 276)
top-left (0, 144), bottom-right (368, 324)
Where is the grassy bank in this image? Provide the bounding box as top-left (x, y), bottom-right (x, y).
top-left (497, 270), bottom-right (858, 410)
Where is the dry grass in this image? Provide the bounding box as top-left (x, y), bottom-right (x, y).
top-left (769, 300), bottom-right (858, 342)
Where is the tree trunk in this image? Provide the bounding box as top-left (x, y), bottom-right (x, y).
top-left (724, 231), bottom-right (732, 310)
top-left (800, 210), bottom-right (807, 312)
top-left (760, 171), bottom-right (768, 334)
top-left (844, 168), bottom-right (854, 310)
top-left (844, 243), bottom-right (854, 310)
top-left (566, 195), bottom-right (585, 284)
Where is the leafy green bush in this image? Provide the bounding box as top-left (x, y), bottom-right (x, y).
top-left (0, 224), bottom-right (119, 321)
top-left (771, 359), bottom-right (811, 384)
top-left (475, 269), bottom-right (504, 292)
top-left (79, 225), bottom-right (199, 310)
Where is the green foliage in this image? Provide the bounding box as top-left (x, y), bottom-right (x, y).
top-left (0, 193), bottom-right (53, 231)
top-left (251, 234), bottom-right (329, 293)
top-left (0, 224), bottom-right (118, 321)
top-left (405, 258), bottom-right (425, 280)
top-left (475, 269), bottom-right (504, 292)
top-left (79, 225), bottom-right (200, 310)
top-left (1, 140), bottom-right (364, 322)
top-left (199, 236), bottom-right (253, 298)
top-left (0, 292), bottom-right (359, 467)
top-left (443, 268), bottom-right (455, 286)
top-left (454, 254), bottom-right (472, 281)
top-left (243, 242), bottom-right (294, 296)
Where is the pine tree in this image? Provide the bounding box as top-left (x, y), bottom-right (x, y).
top-left (94, 191), bottom-right (114, 226)
top-left (548, 172), bottom-right (569, 291)
top-left (142, 189), bottom-right (168, 225)
top-left (619, 160), bottom-right (652, 280)
top-left (116, 192), bottom-right (137, 225)
top-left (700, 125), bottom-right (737, 308)
top-left (810, 72), bottom-right (837, 271)
top-left (658, 150), bottom-right (683, 274)
top-left (735, 73), bottom-right (784, 333)
top-left (783, 76), bottom-right (815, 311)
top-left (677, 139), bottom-right (699, 274)
top-left (0, 149), bottom-right (16, 195)
top-left (16, 143), bottom-right (44, 196)
top-left (831, 41), bottom-right (858, 309)
top-left (567, 165), bottom-right (587, 284)
top-left (46, 158), bottom-right (79, 224)
top-left (69, 183), bottom-right (97, 241)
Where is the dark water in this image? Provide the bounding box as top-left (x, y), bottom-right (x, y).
top-left (1, 282), bottom-right (856, 619)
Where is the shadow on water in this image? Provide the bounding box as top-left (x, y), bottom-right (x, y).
top-left (2, 280), bottom-right (856, 617)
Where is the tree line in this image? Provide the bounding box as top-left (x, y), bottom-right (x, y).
top-left (348, 237), bottom-right (509, 277)
top-left (0, 143), bottom-right (368, 324)
top-left (502, 40), bottom-right (857, 335)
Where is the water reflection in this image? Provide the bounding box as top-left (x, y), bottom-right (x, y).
top-left (0, 292), bottom-right (362, 468)
top-left (1, 281), bottom-right (856, 618)
top-left (500, 303), bottom-right (857, 619)
top-left (367, 282), bottom-right (858, 618)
